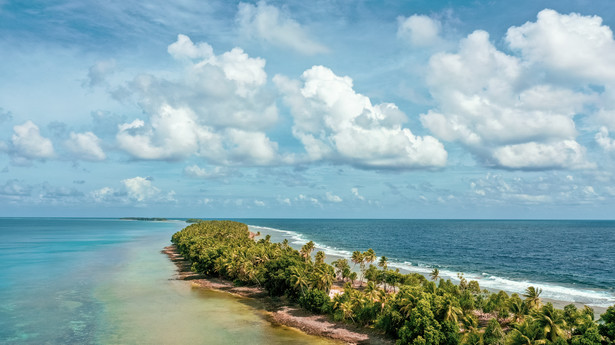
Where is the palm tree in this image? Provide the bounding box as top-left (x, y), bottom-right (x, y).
top-left (311, 264), bottom-right (335, 292)
top-left (443, 299), bottom-right (463, 324)
top-left (314, 250), bottom-right (325, 265)
top-left (340, 300), bottom-right (355, 322)
top-left (509, 298), bottom-right (528, 322)
top-left (300, 241), bottom-right (315, 262)
top-left (508, 318), bottom-right (539, 345)
top-left (351, 251), bottom-right (363, 269)
top-left (523, 286), bottom-right (543, 310)
top-left (332, 258), bottom-right (349, 281)
top-left (289, 265), bottom-right (309, 295)
top-left (349, 271), bottom-right (358, 286)
top-left (430, 268), bottom-right (440, 281)
top-left (533, 303), bottom-right (567, 342)
top-left (364, 281), bottom-right (379, 302)
top-left (363, 248), bottom-right (376, 265)
top-left (378, 256), bottom-right (388, 270)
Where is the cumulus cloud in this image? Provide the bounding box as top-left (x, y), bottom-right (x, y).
top-left (168, 34), bottom-right (214, 60)
top-left (596, 127), bottom-right (615, 152)
top-left (469, 173), bottom-right (605, 205)
top-left (0, 179), bottom-right (31, 196)
top-left (85, 59), bottom-right (116, 88)
top-left (184, 164), bottom-right (234, 179)
top-left (236, 1), bottom-right (328, 55)
top-left (275, 65), bottom-right (447, 169)
top-left (506, 9), bottom-right (615, 83)
top-left (421, 25), bottom-right (595, 170)
top-left (397, 15), bottom-right (442, 46)
top-left (351, 187), bottom-right (365, 200)
top-left (116, 35), bottom-right (281, 166)
top-left (90, 186), bottom-right (115, 203)
top-left (2, 121), bottom-right (55, 164)
top-left (65, 131), bottom-right (106, 161)
top-left (325, 191), bottom-right (342, 203)
top-left (121, 176), bottom-right (174, 202)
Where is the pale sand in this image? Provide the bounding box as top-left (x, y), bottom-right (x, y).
top-left (162, 245), bottom-right (393, 345)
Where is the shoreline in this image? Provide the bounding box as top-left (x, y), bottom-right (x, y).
top-left (249, 225), bottom-right (611, 315)
top-left (162, 245), bottom-right (394, 345)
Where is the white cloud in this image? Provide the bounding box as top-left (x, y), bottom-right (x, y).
top-left (7, 121), bottom-right (54, 162)
top-left (85, 59), bottom-right (116, 88)
top-left (397, 15), bottom-right (442, 46)
top-left (492, 140), bottom-right (593, 170)
top-left (167, 34), bottom-right (214, 60)
top-left (506, 9), bottom-right (615, 83)
top-left (184, 165), bottom-right (232, 179)
top-left (254, 200), bottom-right (265, 207)
top-left (236, 1), bottom-right (328, 55)
top-left (596, 126), bottom-right (615, 152)
top-left (421, 29), bottom-right (593, 170)
top-left (275, 65), bottom-right (447, 169)
top-left (469, 173), bottom-right (606, 205)
top-left (0, 179), bottom-right (31, 196)
top-left (90, 186), bottom-right (114, 202)
top-left (351, 187), bottom-right (365, 200)
top-left (121, 176), bottom-right (173, 202)
top-left (297, 193), bottom-right (321, 206)
top-left (65, 131), bottom-right (106, 161)
top-left (325, 192), bottom-right (342, 203)
top-left (116, 35), bottom-right (281, 165)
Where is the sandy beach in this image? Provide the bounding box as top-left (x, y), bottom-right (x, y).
top-left (162, 245), bottom-right (393, 345)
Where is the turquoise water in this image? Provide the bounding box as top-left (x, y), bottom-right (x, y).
top-left (0, 218), bottom-right (338, 345)
top-left (241, 219), bottom-right (615, 308)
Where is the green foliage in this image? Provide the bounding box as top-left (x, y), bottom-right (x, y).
top-left (171, 220), bottom-right (614, 345)
top-left (600, 306), bottom-right (615, 343)
top-left (299, 288), bottom-right (332, 314)
top-left (483, 319), bottom-right (504, 345)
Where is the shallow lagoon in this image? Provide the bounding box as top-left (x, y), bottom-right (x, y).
top-left (0, 218), bottom-right (338, 344)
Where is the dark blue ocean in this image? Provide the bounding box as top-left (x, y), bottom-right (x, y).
top-left (240, 219), bottom-right (615, 307)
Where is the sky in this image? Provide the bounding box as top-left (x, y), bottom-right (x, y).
top-left (1, 0), bottom-right (615, 219)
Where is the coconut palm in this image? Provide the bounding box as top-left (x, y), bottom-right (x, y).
top-left (300, 241), bottom-right (315, 262)
top-left (314, 250), bottom-right (325, 265)
top-left (443, 299), bottom-right (463, 324)
top-left (311, 264), bottom-right (335, 292)
top-left (533, 303), bottom-right (567, 342)
top-left (430, 268), bottom-right (440, 281)
top-left (349, 271), bottom-right (358, 286)
top-left (523, 286), bottom-right (542, 310)
top-left (378, 256), bottom-right (388, 270)
top-left (508, 318), bottom-right (539, 345)
top-left (363, 248), bottom-right (376, 265)
top-left (351, 251), bottom-right (363, 269)
top-left (289, 265), bottom-right (309, 295)
top-left (364, 281), bottom-right (379, 302)
top-left (332, 258), bottom-right (350, 281)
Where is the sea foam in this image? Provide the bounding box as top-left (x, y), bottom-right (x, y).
top-left (248, 224), bottom-right (615, 308)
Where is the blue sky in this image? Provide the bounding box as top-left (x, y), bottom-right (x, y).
top-left (1, 0), bottom-right (615, 218)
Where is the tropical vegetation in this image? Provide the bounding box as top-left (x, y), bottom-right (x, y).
top-left (171, 220), bottom-right (615, 345)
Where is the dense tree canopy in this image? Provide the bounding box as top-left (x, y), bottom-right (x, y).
top-left (171, 221), bottom-right (614, 345)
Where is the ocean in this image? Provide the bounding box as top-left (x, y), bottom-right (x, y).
top-left (2, 218), bottom-right (613, 344)
top-left (0, 218), bottom-right (338, 345)
top-left (241, 219), bottom-right (615, 308)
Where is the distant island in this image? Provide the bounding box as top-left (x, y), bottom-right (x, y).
top-left (168, 220), bottom-right (615, 345)
top-left (119, 217), bottom-right (168, 221)
top-left (185, 218), bottom-right (205, 223)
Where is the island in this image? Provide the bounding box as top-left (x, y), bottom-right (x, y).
top-left (165, 220), bottom-right (615, 345)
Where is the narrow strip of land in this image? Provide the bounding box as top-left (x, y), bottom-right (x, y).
top-left (162, 245), bottom-right (393, 345)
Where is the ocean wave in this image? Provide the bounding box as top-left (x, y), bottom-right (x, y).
top-left (248, 225), bottom-right (615, 308)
